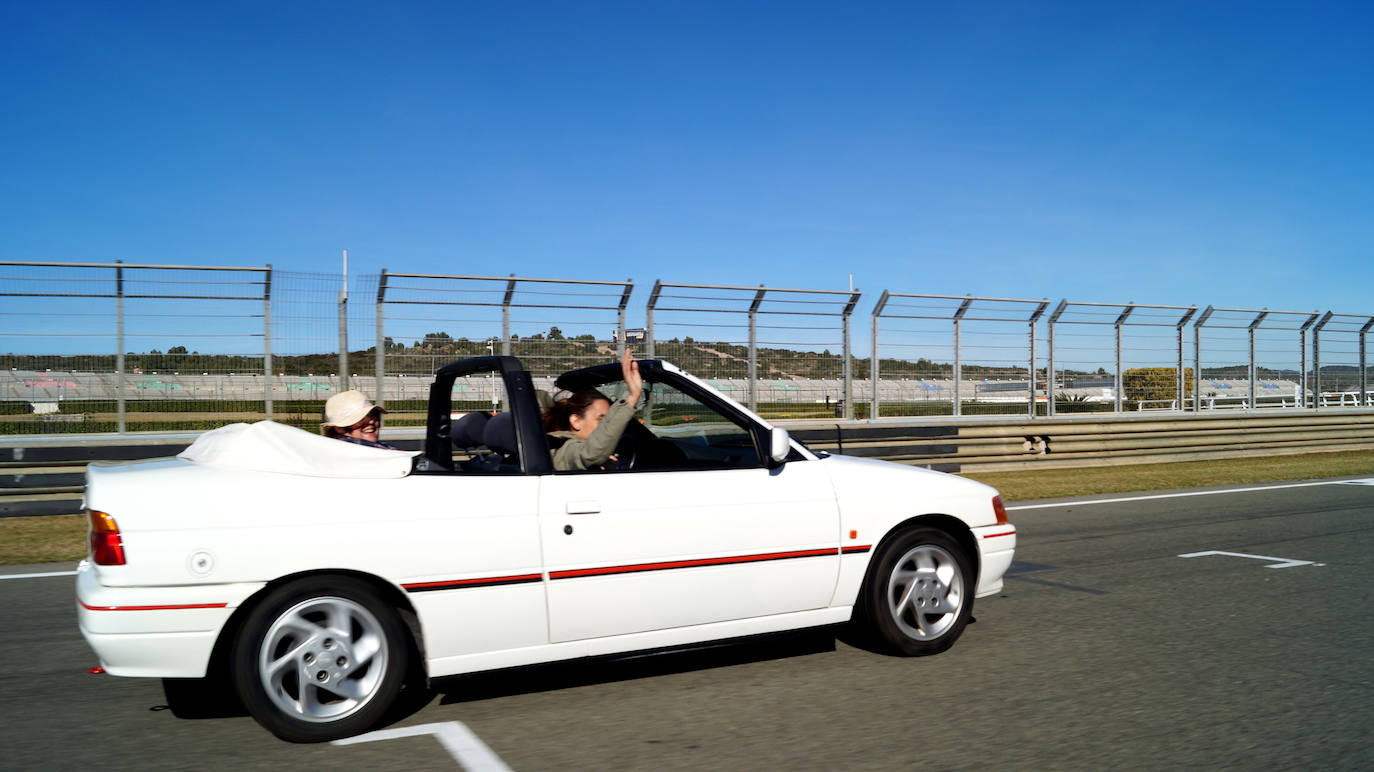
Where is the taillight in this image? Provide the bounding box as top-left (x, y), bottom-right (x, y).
top-left (88, 510), bottom-right (126, 565)
top-left (992, 495), bottom-right (1009, 525)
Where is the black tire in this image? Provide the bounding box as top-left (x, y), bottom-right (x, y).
top-left (231, 577), bottom-right (410, 742)
top-left (861, 527), bottom-right (973, 656)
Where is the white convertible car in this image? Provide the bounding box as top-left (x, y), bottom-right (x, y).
top-left (77, 357), bottom-right (1016, 742)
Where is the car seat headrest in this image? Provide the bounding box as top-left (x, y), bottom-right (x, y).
top-left (482, 412), bottom-right (519, 456)
top-left (451, 411), bottom-right (492, 448)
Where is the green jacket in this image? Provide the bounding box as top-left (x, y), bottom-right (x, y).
top-left (549, 397), bottom-right (637, 471)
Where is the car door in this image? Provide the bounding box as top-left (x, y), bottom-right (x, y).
top-left (537, 378), bottom-right (840, 644)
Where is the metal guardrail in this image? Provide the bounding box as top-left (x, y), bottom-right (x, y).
top-left (6, 410), bottom-right (1374, 517)
top-left (788, 409), bottom-right (1374, 472)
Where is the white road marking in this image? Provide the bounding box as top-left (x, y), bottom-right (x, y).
top-left (1005, 478), bottom-right (1374, 511)
top-left (0, 570), bottom-right (77, 581)
top-left (333, 721), bottom-right (513, 771)
top-left (1178, 550), bottom-right (1324, 569)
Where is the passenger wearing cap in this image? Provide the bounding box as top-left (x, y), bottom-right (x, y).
top-left (321, 390), bottom-right (400, 450)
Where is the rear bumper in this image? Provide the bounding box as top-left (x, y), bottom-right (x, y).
top-left (75, 560), bottom-right (257, 678)
top-left (80, 628), bottom-right (221, 678)
top-left (972, 524), bottom-right (1017, 598)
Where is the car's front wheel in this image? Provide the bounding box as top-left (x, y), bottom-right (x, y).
top-left (231, 577), bottom-right (409, 742)
top-left (862, 527), bottom-right (973, 656)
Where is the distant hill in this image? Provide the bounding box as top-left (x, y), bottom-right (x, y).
top-left (6, 334), bottom-right (1369, 382)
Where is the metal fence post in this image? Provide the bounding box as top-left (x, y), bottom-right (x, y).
top-left (841, 290), bottom-right (860, 420)
top-left (375, 270), bottom-right (388, 407)
top-left (1194, 306), bottom-right (1213, 412)
top-left (951, 297), bottom-right (972, 417)
top-left (264, 265), bottom-right (273, 420)
top-left (1046, 300), bottom-right (1067, 416)
top-left (645, 281), bottom-right (661, 360)
top-left (1174, 307), bottom-right (1196, 411)
top-left (502, 275), bottom-right (516, 357)
top-left (1313, 312), bottom-right (1333, 408)
top-left (338, 250), bottom-right (350, 392)
top-left (1113, 304), bottom-right (1134, 412)
top-left (617, 279), bottom-right (633, 358)
top-left (115, 260), bottom-right (125, 433)
top-left (1247, 310), bottom-right (1268, 410)
top-left (1361, 317), bottom-right (1374, 406)
top-left (748, 285), bottom-right (765, 413)
top-left (871, 291), bottom-right (890, 420)
top-left (1028, 301), bottom-right (1049, 418)
top-left (1299, 313), bottom-right (1318, 408)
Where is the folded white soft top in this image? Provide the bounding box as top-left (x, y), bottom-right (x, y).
top-left (178, 421), bottom-right (418, 478)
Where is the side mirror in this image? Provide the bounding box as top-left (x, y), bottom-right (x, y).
top-left (768, 427), bottom-right (791, 466)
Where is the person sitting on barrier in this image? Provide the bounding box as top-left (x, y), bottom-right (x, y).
top-left (321, 390), bottom-right (400, 450)
top-left (543, 349), bottom-right (642, 471)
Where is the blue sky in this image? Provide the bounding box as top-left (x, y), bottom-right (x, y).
top-left (4, 0), bottom-right (1373, 318)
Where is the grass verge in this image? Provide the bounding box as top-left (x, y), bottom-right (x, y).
top-left (2, 514), bottom-right (86, 566)
top-left (962, 449), bottom-right (1374, 502)
top-left (6, 449), bottom-right (1374, 566)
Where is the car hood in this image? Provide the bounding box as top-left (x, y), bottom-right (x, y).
top-left (817, 452), bottom-right (1001, 527)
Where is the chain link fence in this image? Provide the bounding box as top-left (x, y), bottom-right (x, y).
top-left (1046, 301), bottom-right (1196, 414)
top-left (366, 272), bottom-right (633, 427)
top-left (645, 282), bottom-right (860, 420)
top-left (0, 262), bottom-right (349, 434)
top-left (3, 259), bottom-right (1372, 436)
top-left (870, 294), bottom-right (1048, 419)
top-left (1193, 307), bottom-right (1316, 409)
top-left (1312, 312), bottom-right (1374, 406)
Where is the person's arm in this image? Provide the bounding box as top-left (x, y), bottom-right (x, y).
top-left (552, 397), bottom-right (636, 471)
top-left (622, 348), bottom-right (643, 407)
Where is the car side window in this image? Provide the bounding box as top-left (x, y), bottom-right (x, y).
top-left (633, 380), bottom-right (762, 470)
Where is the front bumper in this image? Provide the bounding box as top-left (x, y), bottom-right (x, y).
top-left (75, 560), bottom-right (253, 678)
top-left (972, 524), bottom-right (1017, 597)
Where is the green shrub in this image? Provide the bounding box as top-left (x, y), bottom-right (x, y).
top-left (1123, 367), bottom-right (1194, 404)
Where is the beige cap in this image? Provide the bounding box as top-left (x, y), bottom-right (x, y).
top-left (321, 390), bottom-right (385, 429)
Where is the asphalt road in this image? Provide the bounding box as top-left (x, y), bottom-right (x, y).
top-left (3, 476), bottom-right (1372, 771)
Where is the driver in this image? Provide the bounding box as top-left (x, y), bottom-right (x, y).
top-left (543, 349), bottom-right (642, 471)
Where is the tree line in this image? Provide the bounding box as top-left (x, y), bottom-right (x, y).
top-left (10, 330), bottom-right (1355, 382)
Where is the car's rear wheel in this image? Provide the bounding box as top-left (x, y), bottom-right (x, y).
top-left (863, 527), bottom-right (972, 656)
top-left (231, 577), bottom-right (409, 742)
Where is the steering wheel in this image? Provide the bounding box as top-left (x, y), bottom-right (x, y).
top-left (611, 430), bottom-right (640, 471)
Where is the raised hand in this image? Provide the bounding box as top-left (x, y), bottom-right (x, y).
top-left (621, 347), bottom-right (643, 406)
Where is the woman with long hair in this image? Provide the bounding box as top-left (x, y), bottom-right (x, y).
top-left (543, 349), bottom-right (642, 470)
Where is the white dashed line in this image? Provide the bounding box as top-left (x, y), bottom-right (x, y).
top-left (333, 721), bottom-right (513, 771)
top-left (1005, 479), bottom-right (1374, 511)
top-left (0, 570), bottom-right (77, 581)
top-left (1178, 550), bottom-right (1324, 568)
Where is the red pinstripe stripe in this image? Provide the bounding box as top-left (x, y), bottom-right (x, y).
top-left (403, 574), bottom-right (543, 591)
top-left (79, 599), bottom-right (227, 612)
top-left (550, 547), bottom-right (838, 580)
top-left (983, 530), bottom-right (1017, 539)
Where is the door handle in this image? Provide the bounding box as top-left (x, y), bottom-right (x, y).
top-left (565, 500), bottom-right (601, 515)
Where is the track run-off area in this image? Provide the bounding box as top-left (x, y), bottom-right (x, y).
top-left (3, 476), bottom-right (1372, 770)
